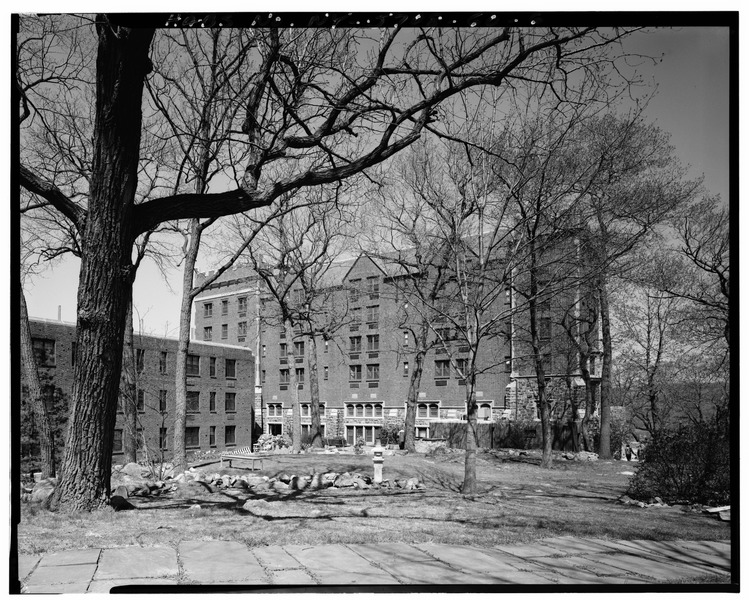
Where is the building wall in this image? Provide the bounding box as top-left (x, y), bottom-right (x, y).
top-left (193, 256), bottom-right (513, 444)
top-left (23, 318), bottom-right (255, 463)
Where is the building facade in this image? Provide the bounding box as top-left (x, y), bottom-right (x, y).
top-left (22, 318), bottom-right (255, 464)
top-left (193, 254), bottom-right (523, 445)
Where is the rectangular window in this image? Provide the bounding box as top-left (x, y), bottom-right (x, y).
top-left (296, 368), bottom-right (305, 384)
top-left (209, 426), bottom-right (216, 447)
top-left (136, 349), bottom-right (145, 374)
top-left (203, 326), bottom-right (213, 341)
top-left (113, 429), bottom-right (123, 453)
top-left (324, 340), bottom-right (329, 353)
top-left (294, 341), bottom-right (305, 357)
top-left (137, 389), bottom-right (145, 412)
top-left (221, 299), bottom-right (228, 316)
top-left (351, 307), bottom-right (362, 323)
top-left (225, 358), bottom-right (236, 378)
top-left (349, 365), bottom-right (362, 381)
top-left (505, 355), bottom-right (512, 373)
top-left (262, 344), bottom-right (267, 358)
top-left (225, 425), bottom-right (236, 446)
top-left (435, 360), bottom-right (450, 378)
top-left (185, 427), bottom-right (200, 448)
top-left (456, 358), bottom-right (468, 377)
top-left (238, 296), bottom-right (247, 316)
top-left (159, 389), bottom-right (167, 412)
top-left (366, 364), bottom-right (380, 381)
top-left (366, 276), bottom-right (379, 299)
top-left (187, 354), bottom-right (200, 377)
top-left (221, 324), bottom-right (228, 339)
top-left (204, 303), bottom-right (213, 318)
top-left (349, 280), bottom-right (360, 302)
top-left (280, 369), bottom-right (290, 384)
top-left (540, 316), bottom-right (552, 341)
top-left (403, 331), bottom-right (409, 347)
top-left (238, 321), bottom-right (247, 338)
top-left (366, 334), bottom-right (379, 352)
top-left (349, 336), bottom-right (362, 353)
top-left (324, 366), bottom-right (329, 380)
top-left (209, 356), bottom-right (216, 377)
top-left (403, 361), bottom-right (409, 377)
top-left (209, 391), bottom-right (216, 412)
top-left (186, 391), bottom-right (200, 413)
top-left (261, 370), bottom-right (266, 384)
top-left (366, 305), bottom-right (379, 324)
top-left (225, 392), bottom-right (236, 412)
top-left (159, 427), bottom-right (168, 450)
top-left (159, 351), bottom-right (168, 374)
top-left (280, 343), bottom-right (288, 358)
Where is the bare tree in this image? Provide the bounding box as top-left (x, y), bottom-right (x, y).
top-left (17, 15), bottom-right (644, 509)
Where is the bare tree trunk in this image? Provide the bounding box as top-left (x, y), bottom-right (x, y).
top-left (404, 343), bottom-right (426, 453)
top-left (20, 283), bottom-right (55, 479)
top-left (173, 219), bottom-right (202, 474)
top-left (538, 384), bottom-right (553, 467)
top-left (598, 279), bottom-right (612, 459)
top-left (307, 333), bottom-right (324, 448)
top-left (287, 321), bottom-right (302, 453)
top-left (50, 25), bottom-right (154, 512)
top-left (461, 367), bottom-right (479, 494)
top-left (121, 299), bottom-right (138, 463)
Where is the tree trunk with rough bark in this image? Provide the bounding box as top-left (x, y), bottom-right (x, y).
top-left (597, 278), bottom-right (613, 459)
top-left (20, 283), bottom-right (56, 479)
top-left (404, 344), bottom-right (426, 454)
top-left (461, 365), bottom-right (479, 494)
top-left (49, 24), bottom-right (154, 512)
top-left (287, 321), bottom-right (302, 453)
top-left (173, 219), bottom-right (202, 475)
top-left (307, 333), bottom-right (324, 448)
top-left (121, 299), bottom-right (138, 463)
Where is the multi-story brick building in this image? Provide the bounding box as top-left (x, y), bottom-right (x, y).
top-left (193, 253), bottom-right (519, 445)
top-left (22, 318), bottom-right (254, 464)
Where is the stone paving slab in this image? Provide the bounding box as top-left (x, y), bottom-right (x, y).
top-left (535, 536), bottom-right (619, 555)
top-left (283, 544), bottom-right (399, 585)
top-left (491, 542), bottom-right (562, 558)
top-left (350, 544), bottom-right (479, 585)
top-left (180, 540), bottom-right (268, 584)
top-left (87, 578), bottom-right (178, 592)
top-left (587, 552), bottom-right (721, 581)
top-left (614, 540), bottom-right (731, 575)
top-left (25, 563), bottom-right (97, 586)
top-left (253, 545), bottom-right (304, 570)
top-left (94, 546), bottom-right (178, 580)
top-left (24, 582), bottom-right (91, 593)
top-left (269, 569), bottom-right (317, 585)
top-left (660, 541), bottom-right (732, 570)
top-left (417, 544), bottom-right (529, 575)
top-left (38, 548), bottom-right (101, 567)
top-left (17, 555), bottom-right (40, 581)
top-left (528, 555), bottom-right (651, 583)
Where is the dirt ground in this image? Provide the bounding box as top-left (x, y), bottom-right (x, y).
top-left (17, 451), bottom-right (731, 554)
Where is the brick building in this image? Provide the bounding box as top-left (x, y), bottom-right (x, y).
top-left (22, 318), bottom-right (255, 463)
top-left (193, 253), bottom-right (520, 445)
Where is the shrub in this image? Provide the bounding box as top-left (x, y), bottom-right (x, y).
top-left (627, 419), bottom-right (730, 506)
top-left (379, 422), bottom-right (402, 446)
top-left (353, 437), bottom-right (366, 455)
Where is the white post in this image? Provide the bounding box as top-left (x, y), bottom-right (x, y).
top-left (372, 441), bottom-right (384, 484)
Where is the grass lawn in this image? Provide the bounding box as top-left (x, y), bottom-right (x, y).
top-left (17, 451), bottom-right (730, 554)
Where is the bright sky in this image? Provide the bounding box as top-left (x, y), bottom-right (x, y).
top-left (22, 26), bottom-right (732, 337)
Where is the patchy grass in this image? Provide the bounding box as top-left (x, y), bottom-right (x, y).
top-left (17, 452), bottom-right (730, 555)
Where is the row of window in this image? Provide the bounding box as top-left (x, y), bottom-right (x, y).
top-left (186, 355), bottom-right (237, 378)
top-left (203, 321), bottom-right (248, 342)
top-left (267, 403), bottom-right (326, 417)
top-left (348, 276), bottom-right (380, 302)
top-left (186, 390), bottom-right (237, 413)
top-left (113, 425), bottom-right (237, 453)
top-left (32, 338), bottom-right (171, 375)
top-left (265, 402), bottom-right (496, 419)
top-left (204, 297), bottom-right (248, 319)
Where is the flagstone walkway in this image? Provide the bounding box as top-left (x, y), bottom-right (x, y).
top-left (17, 536), bottom-right (732, 592)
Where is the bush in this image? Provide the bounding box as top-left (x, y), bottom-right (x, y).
top-left (627, 419), bottom-right (730, 506)
top-left (353, 437), bottom-right (366, 455)
top-left (379, 422), bottom-right (402, 446)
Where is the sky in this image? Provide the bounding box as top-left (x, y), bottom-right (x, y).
top-left (21, 25), bottom-right (732, 338)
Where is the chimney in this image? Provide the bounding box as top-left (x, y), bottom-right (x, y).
top-left (57, 305), bottom-right (62, 321)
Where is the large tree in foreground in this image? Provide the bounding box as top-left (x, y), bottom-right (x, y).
top-left (17, 16), bottom-right (643, 510)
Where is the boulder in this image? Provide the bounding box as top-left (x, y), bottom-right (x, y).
top-left (30, 479), bottom-right (57, 503)
top-left (232, 478), bottom-right (249, 489)
top-left (120, 462), bottom-right (148, 478)
top-left (253, 482), bottom-right (271, 491)
top-left (272, 481), bottom-right (290, 491)
top-left (354, 479), bottom-right (370, 490)
top-left (189, 504), bottom-right (202, 511)
top-left (289, 476), bottom-right (309, 491)
top-left (321, 472), bottom-right (339, 485)
top-left (110, 495), bottom-right (136, 511)
top-left (334, 473), bottom-right (357, 487)
top-left (113, 485), bottom-right (130, 498)
top-left (246, 477), bottom-right (267, 487)
top-left (404, 478), bottom-right (419, 490)
top-left (618, 495), bottom-right (634, 505)
top-left (277, 473), bottom-right (292, 483)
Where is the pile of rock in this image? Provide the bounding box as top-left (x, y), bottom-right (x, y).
top-left (561, 451), bottom-right (599, 461)
top-left (618, 494), bottom-right (669, 508)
